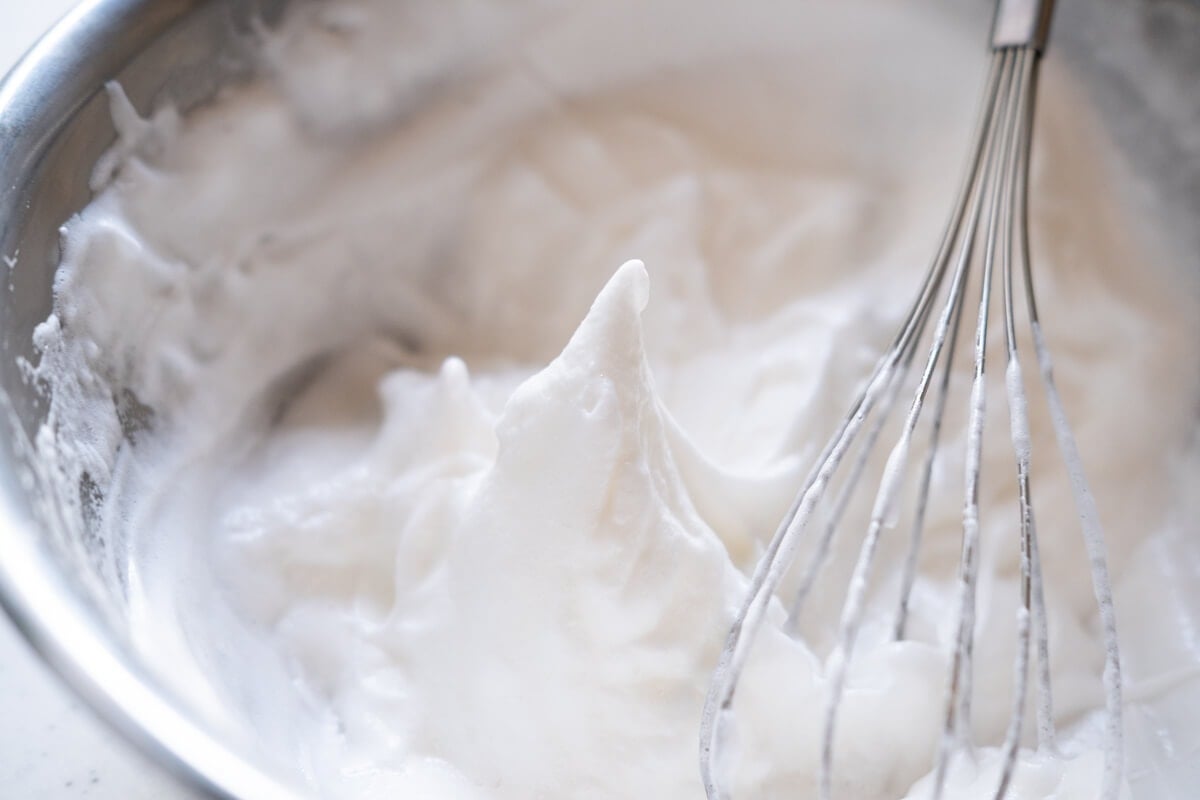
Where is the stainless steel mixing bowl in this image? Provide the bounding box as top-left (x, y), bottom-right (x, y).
top-left (0, 1), bottom-right (1195, 798)
top-left (0, 5), bottom-right (303, 796)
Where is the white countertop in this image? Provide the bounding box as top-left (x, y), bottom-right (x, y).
top-left (1, 3), bottom-right (206, 798)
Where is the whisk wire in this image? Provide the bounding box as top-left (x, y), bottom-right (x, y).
top-left (1012, 54), bottom-right (1058, 756)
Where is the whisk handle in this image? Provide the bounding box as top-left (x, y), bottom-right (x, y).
top-left (991, 0), bottom-right (1055, 51)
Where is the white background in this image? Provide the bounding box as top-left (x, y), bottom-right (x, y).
top-left (0, 2), bottom-right (200, 798)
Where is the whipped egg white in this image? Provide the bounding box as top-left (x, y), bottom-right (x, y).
top-left (29, 0), bottom-right (1200, 797)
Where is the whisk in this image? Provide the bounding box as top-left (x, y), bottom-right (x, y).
top-left (699, 0), bottom-right (1123, 798)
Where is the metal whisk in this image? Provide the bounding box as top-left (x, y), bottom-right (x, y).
top-left (699, 0), bottom-right (1123, 797)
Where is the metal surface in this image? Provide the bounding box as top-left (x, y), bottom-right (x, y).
top-left (0, 2), bottom-right (302, 797)
top-left (992, 0), bottom-right (1056, 50)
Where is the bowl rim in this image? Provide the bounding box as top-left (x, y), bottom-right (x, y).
top-left (0, 2), bottom-right (304, 798)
